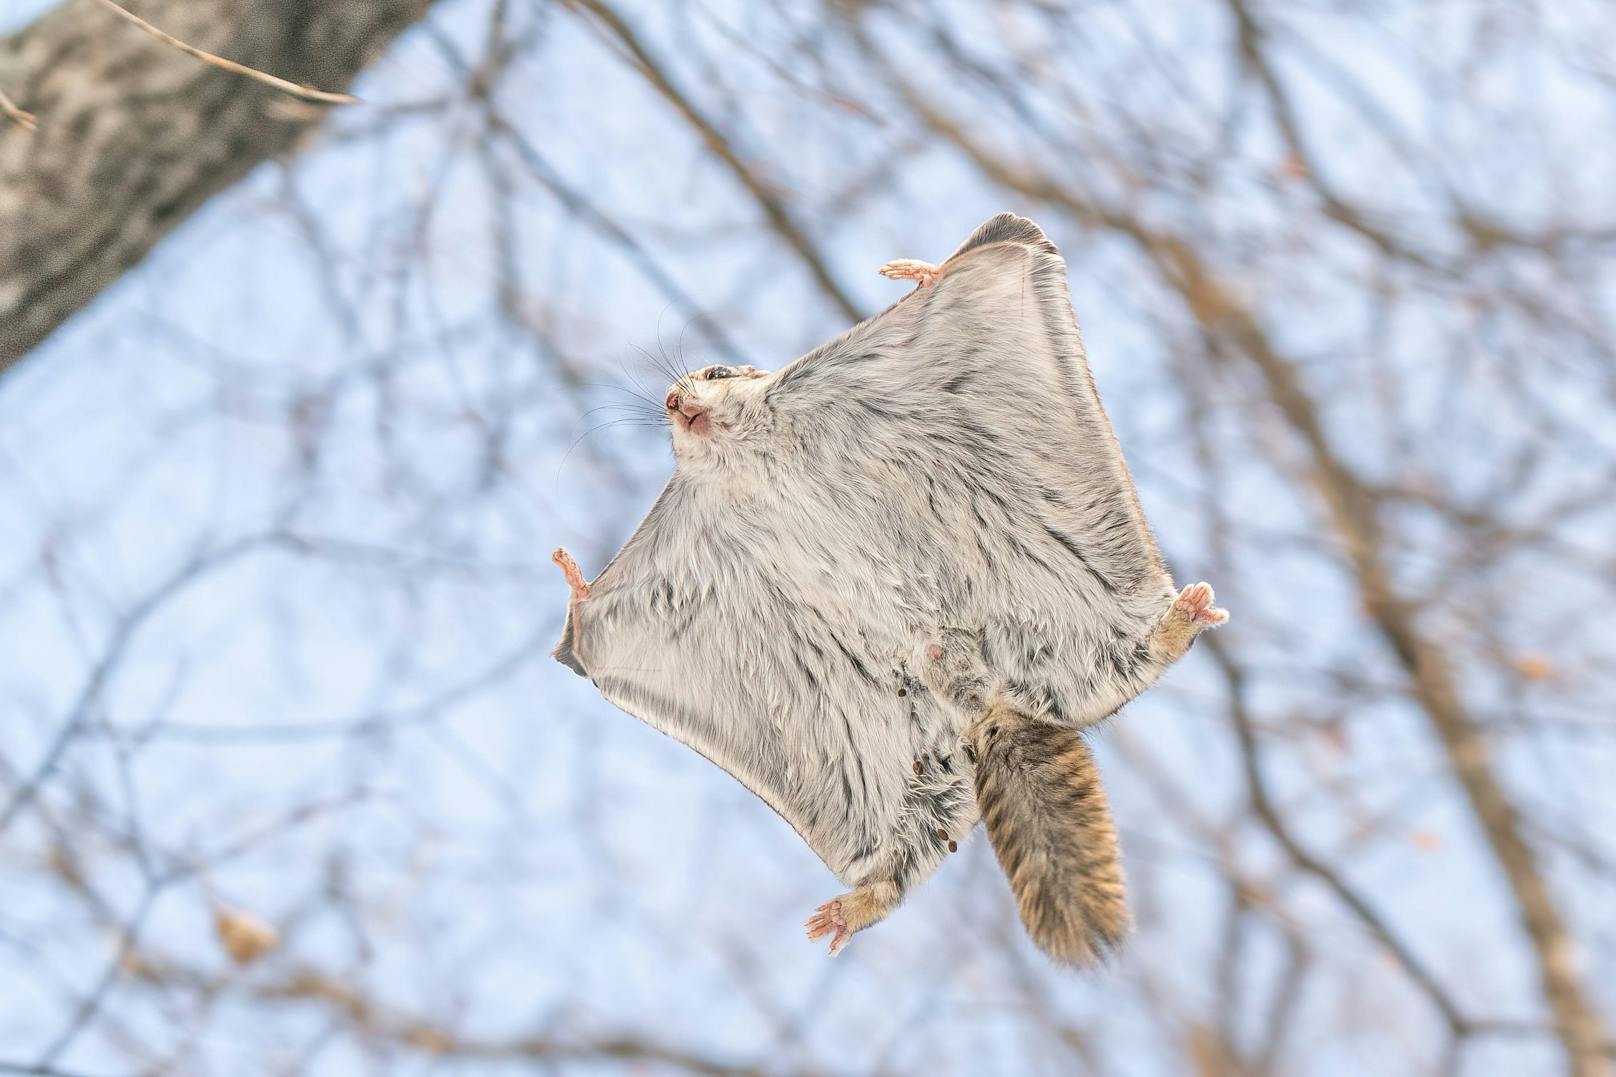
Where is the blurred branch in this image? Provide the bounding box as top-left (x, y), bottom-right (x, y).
top-left (1185, 262), bottom-right (1614, 1077)
top-left (0, 536), bottom-right (271, 838)
top-left (88, 0), bottom-right (358, 106)
top-left (0, 1062), bottom-right (117, 1077)
top-left (485, 111), bottom-right (747, 362)
top-left (1202, 635), bottom-right (1464, 1033)
top-left (256, 968), bottom-right (772, 1075)
top-left (1222, 0), bottom-right (1432, 265)
top-left (114, 954), bottom-right (819, 1076)
top-left (0, 85), bottom-right (35, 131)
top-left (880, 54), bottom-right (1611, 1069)
top-left (564, 0), bottom-right (865, 324)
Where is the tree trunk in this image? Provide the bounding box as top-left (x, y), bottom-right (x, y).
top-left (0, 0), bottom-right (433, 370)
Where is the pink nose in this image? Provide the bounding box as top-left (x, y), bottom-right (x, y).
top-left (666, 391), bottom-right (706, 420)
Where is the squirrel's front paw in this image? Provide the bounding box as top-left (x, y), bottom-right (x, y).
top-left (805, 899), bottom-right (852, 957)
top-left (878, 258), bottom-right (940, 287)
top-left (552, 548), bottom-right (590, 600)
top-left (804, 881), bottom-right (900, 957)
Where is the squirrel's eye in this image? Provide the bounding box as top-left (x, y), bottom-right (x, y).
top-left (705, 366), bottom-right (735, 381)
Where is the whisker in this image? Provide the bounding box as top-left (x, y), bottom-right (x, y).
top-left (611, 359), bottom-right (668, 408)
top-left (556, 417), bottom-right (667, 475)
top-left (579, 403), bottom-right (664, 422)
top-left (677, 318), bottom-right (695, 376)
top-left (584, 378), bottom-right (662, 410)
top-left (581, 407), bottom-right (662, 423)
top-left (632, 343), bottom-right (684, 393)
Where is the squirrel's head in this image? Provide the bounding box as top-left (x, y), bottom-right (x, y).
top-left (664, 363), bottom-right (773, 467)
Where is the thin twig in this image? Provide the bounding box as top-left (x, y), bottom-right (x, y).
top-left (0, 86), bottom-right (36, 131)
top-left (1201, 634), bottom-right (1468, 1035)
top-left (90, 0), bottom-right (358, 106)
top-left (565, 0), bottom-right (863, 324)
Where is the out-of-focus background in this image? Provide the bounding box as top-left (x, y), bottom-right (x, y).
top-left (2, 1), bottom-right (1613, 1074)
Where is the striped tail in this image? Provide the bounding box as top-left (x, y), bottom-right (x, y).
top-left (968, 701), bottom-right (1131, 965)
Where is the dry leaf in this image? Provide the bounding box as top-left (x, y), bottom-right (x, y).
top-left (214, 907), bottom-right (278, 965)
top-left (402, 1026), bottom-right (455, 1053)
top-left (1511, 654), bottom-right (1555, 682)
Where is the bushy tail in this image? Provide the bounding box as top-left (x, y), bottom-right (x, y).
top-left (968, 701), bottom-right (1130, 965)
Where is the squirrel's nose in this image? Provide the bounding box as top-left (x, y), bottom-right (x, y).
top-left (666, 391), bottom-right (707, 420)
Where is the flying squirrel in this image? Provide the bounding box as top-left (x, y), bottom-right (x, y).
top-left (551, 213), bottom-right (1227, 964)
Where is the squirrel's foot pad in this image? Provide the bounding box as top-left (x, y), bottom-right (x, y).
top-left (1172, 581), bottom-right (1228, 626)
top-left (552, 547), bottom-right (590, 599)
top-left (879, 259), bottom-right (940, 287)
top-left (805, 900), bottom-right (851, 957)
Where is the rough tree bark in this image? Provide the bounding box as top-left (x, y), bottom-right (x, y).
top-left (0, 0), bottom-right (435, 370)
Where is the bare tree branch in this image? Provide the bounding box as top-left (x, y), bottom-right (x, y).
top-left (565, 0), bottom-right (865, 324)
top-left (89, 0), bottom-right (358, 106)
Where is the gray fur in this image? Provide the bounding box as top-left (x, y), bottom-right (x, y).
top-left (554, 213), bottom-right (1192, 910)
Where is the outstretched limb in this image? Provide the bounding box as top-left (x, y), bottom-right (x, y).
top-left (550, 548), bottom-right (593, 675)
top-left (878, 258), bottom-right (940, 287)
top-left (552, 547), bottom-right (590, 600)
top-left (552, 547), bottom-right (592, 661)
top-left (1149, 581), bottom-right (1228, 665)
top-left (804, 879), bottom-right (901, 957)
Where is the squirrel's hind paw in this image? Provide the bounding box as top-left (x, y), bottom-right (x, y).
top-left (1172, 581), bottom-right (1229, 626)
top-left (1151, 582), bottom-right (1228, 664)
